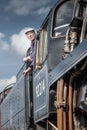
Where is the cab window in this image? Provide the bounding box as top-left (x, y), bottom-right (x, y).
top-left (52, 1), bottom-right (74, 37)
top-left (35, 21), bottom-right (48, 69)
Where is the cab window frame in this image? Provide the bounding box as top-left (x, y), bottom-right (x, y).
top-left (50, 0), bottom-right (74, 38)
top-left (34, 20), bottom-right (48, 70)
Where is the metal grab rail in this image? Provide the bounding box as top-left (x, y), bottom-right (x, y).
top-left (47, 120), bottom-right (57, 130)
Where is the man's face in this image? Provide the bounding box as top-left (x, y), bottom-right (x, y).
top-left (26, 31), bottom-right (35, 41)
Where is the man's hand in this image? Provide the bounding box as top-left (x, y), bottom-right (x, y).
top-left (23, 67), bottom-right (31, 76)
top-left (23, 56), bottom-right (32, 62)
top-left (23, 70), bottom-right (27, 76)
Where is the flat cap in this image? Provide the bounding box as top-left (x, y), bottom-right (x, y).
top-left (25, 28), bottom-right (35, 34)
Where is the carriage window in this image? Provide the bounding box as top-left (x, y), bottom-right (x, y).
top-left (52, 1), bottom-right (74, 37)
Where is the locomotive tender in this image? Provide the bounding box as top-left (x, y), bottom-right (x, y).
top-left (0, 0), bottom-right (87, 130)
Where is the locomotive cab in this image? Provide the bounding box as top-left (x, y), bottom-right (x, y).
top-left (33, 0), bottom-right (75, 123)
top-left (33, 0), bottom-right (87, 130)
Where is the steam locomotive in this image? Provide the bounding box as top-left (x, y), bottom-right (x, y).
top-left (0, 0), bottom-right (87, 130)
